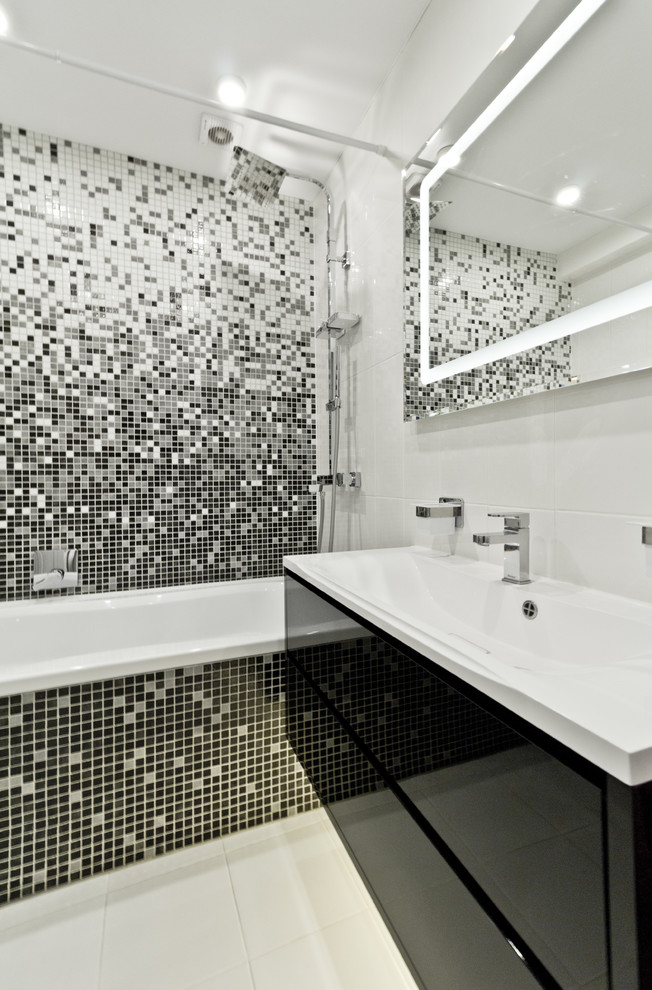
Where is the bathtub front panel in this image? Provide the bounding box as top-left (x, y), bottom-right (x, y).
top-left (0, 651), bottom-right (319, 903)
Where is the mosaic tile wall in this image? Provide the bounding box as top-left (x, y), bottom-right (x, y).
top-left (0, 652), bottom-right (320, 903)
top-left (404, 223), bottom-right (574, 418)
top-left (0, 123), bottom-right (316, 600)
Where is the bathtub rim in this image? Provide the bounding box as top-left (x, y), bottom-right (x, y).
top-left (0, 576), bottom-right (286, 696)
top-left (0, 575), bottom-right (284, 614)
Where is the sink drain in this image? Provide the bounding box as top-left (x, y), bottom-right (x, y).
top-left (522, 600), bottom-right (538, 620)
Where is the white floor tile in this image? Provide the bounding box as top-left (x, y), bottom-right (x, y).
top-left (1, 813), bottom-right (420, 990)
top-left (222, 809), bottom-right (327, 853)
top-left (184, 963), bottom-right (255, 990)
top-left (226, 820), bottom-right (369, 959)
top-left (99, 855), bottom-right (246, 990)
top-left (0, 874), bottom-right (108, 933)
top-left (107, 837), bottom-right (224, 892)
top-left (0, 894), bottom-right (106, 990)
top-left (249, 912), bottom-right (416, 990)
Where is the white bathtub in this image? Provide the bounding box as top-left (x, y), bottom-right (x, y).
top-left (0, 578), bottom-right (285, 695)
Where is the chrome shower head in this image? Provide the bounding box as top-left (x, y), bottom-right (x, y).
top-left (404, 200), bottom-right (452, 237)
top-left (226, 146), bottom-right (287, 208)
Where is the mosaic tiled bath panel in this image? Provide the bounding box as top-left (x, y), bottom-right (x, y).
top-left (0, 123), bottom-right (316, 599)
top-left (0, 652), bottom-right (320, 904)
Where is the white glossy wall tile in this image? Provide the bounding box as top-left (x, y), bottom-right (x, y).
top-left (342, 364), bottom-right (376, 493)
top-left (374, 497), bottom-right (408, 550)
top-left (374, 355), bottom-right (405, 499)
top-left (554, 511), bottom-right (652, 603)
top-left (553, 370), bottom-right (652, 518)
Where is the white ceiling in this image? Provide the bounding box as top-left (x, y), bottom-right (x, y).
top-left (431, 0), bottom-right (652, 256)
top-left (0, 0), bottom-right (430, 198)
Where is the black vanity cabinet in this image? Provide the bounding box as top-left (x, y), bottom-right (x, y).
top-left (285, 572), bottom-right (651, 990)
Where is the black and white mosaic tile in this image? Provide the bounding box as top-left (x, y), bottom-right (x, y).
top-left (404, 224), bottom-right (574, 418)
top-left (0, 652), bottom-right (320, 904)
top-left (227, 145), bottom-right (288, 209)
top-left (0, 123), bottom-right (316, 599)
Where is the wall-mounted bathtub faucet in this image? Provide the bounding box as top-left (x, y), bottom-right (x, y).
top-left (415, 497), bottom-right (464, 528)
top-left (473, 511), bottom-right (531, 584)
top-left (32, 548), bottom-right (79, 591)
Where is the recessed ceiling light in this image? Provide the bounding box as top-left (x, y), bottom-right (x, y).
top-left (0, 8), bottom-right (10, 35)
top-left (442, 150), bottom-right (461, 169)
top-left (216, 75), bottom-right (247, 108)
top-left (555, 184), bottom-right (581, 206)
top-left (495, 34), bottom-right (516, 56)
top-left (436, 146), bottom-right (461, 169)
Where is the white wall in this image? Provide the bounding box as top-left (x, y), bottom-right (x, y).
top-left (323, 0), bottom-right (652, 603)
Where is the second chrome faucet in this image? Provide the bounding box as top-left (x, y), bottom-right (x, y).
top-left (473, 511), bottom-right (531, 585)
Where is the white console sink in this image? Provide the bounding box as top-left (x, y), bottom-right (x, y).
top-left (284, 546), bottom-right (652, 785)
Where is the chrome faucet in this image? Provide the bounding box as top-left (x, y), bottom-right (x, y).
top-left (32, 548), bottom-right (79, 590)
top-left (473, 511), bottom-right (531, 584)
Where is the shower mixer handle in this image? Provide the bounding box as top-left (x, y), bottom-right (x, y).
top-left (334, 472), bottom-right (362, 489)
top-left (326, 251), bottom-right (351, 270)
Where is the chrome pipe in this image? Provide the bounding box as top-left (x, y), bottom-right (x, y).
top-left (0, 36), bottom-right (387, 157)
top-left (287, 172), bottom-right (335, 319)
top-left (287, 172), bottom-right (342, 553)
top-left (309, 484), bottom-right (326, 554)
top-left (328, 385), bottom-right (341, 554)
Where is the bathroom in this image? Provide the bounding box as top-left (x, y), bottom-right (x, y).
top-left (2, 0), bottom-right (652, 988)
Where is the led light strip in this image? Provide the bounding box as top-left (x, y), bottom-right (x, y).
top-left (424, 279), bottom-right (652, 383)
top-left (419, 0), bottom-right (610, 386)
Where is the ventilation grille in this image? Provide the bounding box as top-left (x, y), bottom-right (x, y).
top-left (208, 124), bottom-right (232, 146)
top-left (199, 113), bottom-right (243, 149)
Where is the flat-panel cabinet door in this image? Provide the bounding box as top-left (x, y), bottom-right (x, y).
top-left (285, 575), bottom-right (608, 990)
top-left (286, 649), bottom-right (544, 990)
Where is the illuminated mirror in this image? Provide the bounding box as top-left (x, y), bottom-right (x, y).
top-left (404, 0), bottom-right (652, 418)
